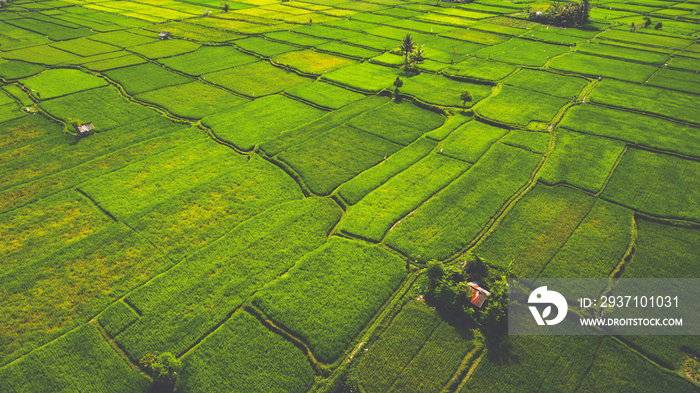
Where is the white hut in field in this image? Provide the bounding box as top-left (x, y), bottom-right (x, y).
top-left (159, 31), bottom-right (171, 40)
top-left (468, 282), bottom-right (490, 308)
top-left (77, 122), bottom-right (94, 136)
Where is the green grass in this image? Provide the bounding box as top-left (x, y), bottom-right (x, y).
top-left (179, 311), bottom-right (315, 393)
top-left (202, 94), bottom-right (325, 150)
top-left (624, 218), bottom-right (700, 278)
top-left (21, 69), bottom-right (108, 100)
top-left (442, 27), bottom-right (510, 45)
top-left (104, 63), bottom-right (193, 95)
top-left (125, 155), bottom-right (303, 260)
top-left (400, 73), bottom-right (494, 108)
top-left (548, 52), bottom-right (658, 83)
top-left (273, 49), bottom-right (357, 74)
top-left (0, 60), bottom-right (44, 79)
top-left (441, 120), bottom-right (508, 163)
top-left (576, 42), bottom-right (671, 65)
top-left (504, 69), bottom-right (589, 99)
top-left (260, 95), bottom-right (389, 156)
top-left (386, 143), bottom-right (541, 262)
top-left (159, 45), bottom-right (258, 76)
top-left (603, 148), bottom-right (700, 221)
top-left (560, 104), bottom-right (700, 158)
top-left (279, 124), bottom-right (403, 195)
top-left (476, 184), bottom-right (595, 275)
top-left (233, 36), bottom-right (300, 57)
top-left (115, 198), bottom-right (342, 360)
top-left (338, 137), bottom-right (436, 205)
top-left (265, 30), bottom-right (329, 47)
top-left (646, 68), bottom-right (700, 95)
top-left (97, 300), bottom-right (139, 338)
top-left (320, 62), bottom-right (405, 92)
top-left (285, 81), bottom-right (366, 109)
top-left (461, 336), bottom-right (604, 392)
top-left (135, 81), bottom-right (248, 119)
top-left (252, 237), bottom-right (406, 363)
top-left (588, 79), bottom-right (700, 124)
top-left (204, 61), bottom-right (311, 97)
top-left (475, 38), bottom-right (571, 67)
top-left (501, 130), bottom-right (549, 154)
top-left (50, 37), bottom-right (121, 56)
top-left (0, 323), bottom-right (149, 392)
top-left (2, 44), bottom-right (82, 65)
top-left (596, 29), bottom-right (694, 50)
top-left (40, 86), bottom-right (159, 131)
top-left (540, 130), bottom-right (626, 192)
top-left (315, 41), bottom-right (381, 58)
top-left (339, 153), bottom-right (470, 241)
top-left (477, 85), bottom-right (569, 126)
top-left (443, 57), bottom-right (517, 81)
top-left (82, 54), bottom-right (147, 71)
top-left (347, 99), bottom-right (445, 145)
top-left (538, 199), bottom-right (632, 278)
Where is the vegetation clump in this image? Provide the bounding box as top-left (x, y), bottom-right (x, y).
top-left (529, 0), bottom-right (590, 27)
top-left (140, 352), bottom-right (182, 392)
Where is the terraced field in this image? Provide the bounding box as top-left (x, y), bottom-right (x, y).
top-left (0, 0), bottom-right (697, 392)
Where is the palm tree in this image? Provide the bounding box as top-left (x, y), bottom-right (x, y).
top-left (399, 34), bottom-right (415, 71)
top-left (460, 90), bottom-right (472, 112)
top-left (410, 45), bottom-right (425, 68)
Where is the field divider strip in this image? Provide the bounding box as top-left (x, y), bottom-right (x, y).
top-left (454, 346), bottom-right (487, 392)
top-left (596, 145), bottom-right (628, 197)
top-left (586, 101), bottom-right (700, 128)
top-left (91, 320), bottom-right (152, 383)
top-left (439, 346), bottom-right (484, 393)
top-left (609, 213), bottom-right (638, 279)
top-left (74, 187), bottom-right (119, 222)
top-left (571, 337), bottom-right (605, 393)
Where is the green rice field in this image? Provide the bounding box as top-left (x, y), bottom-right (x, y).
top-left (0, 0), bottom-right (698, 391)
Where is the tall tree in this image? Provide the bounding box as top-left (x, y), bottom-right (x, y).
top-left (410, 45), bottom-right (425, 68)
top-left (460, 90), bottom-right (472, 112)
top-left (399, 34), bottom-right (415, 71)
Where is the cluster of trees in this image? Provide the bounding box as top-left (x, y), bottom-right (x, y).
top-left (398, 34), bottom-right (425, 71)
top-left (422, 253), bottom-right (509, 339)
top-left (139, 352), bottom-right (182, 392)
top-left (528, 0), bottom-right (591, 27)
top-left (631, 17), bottom-right (662, 31)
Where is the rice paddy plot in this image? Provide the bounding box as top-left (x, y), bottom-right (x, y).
top-left (461, 336), bottom-right (604, 392)
top-left (252, 237), bottom-right (406, 363)
top-left (538, 199), bottom-right (632, 279)
top-left (385, 143), bottom-right (541, 262)
top-left (20, 69), bottom-right (108, 100)
top-left (500, 130), bottom-right (549, 154)
top-left (141, 21), bottom-right (244, 42)
top-left (285, 81), bottom-right (366, 109)
top-left (477, 85), bottom-right (569, 126)
top-left (339, 152), bottom-right (469, 241)
top-left (602, 148), bottom-right (700, 221)
top-left (98, 300), bottom-right (139, 338)
top-left (278, 124), bottom-right (403, 195)
top-left (440, 120), bottom-right (508, 163)
top-left (596, 29), bottom-right (694, 50)
top-left (338, 137), bottom-right (437, 205)
top-left (576, 42), bottom-right (671, 66)
top-left (127, 38), bottom-right (201, 59)
top-left (202, 94), bottom-right (325, 150)
top-left (504, 69), bottom-right (589, 99)
top-left (261, 95), bottom-right (389, 156)
top-left (315, 41), bottom-right (381, 59)
top-left (0, 324), bottom-right (149, 392)
top-left (204, 61), bottom-right (311, 97)
top-left (179, 311), bottom-right (315, 393)
top-left (475, 38), bottom-right (571, 67)
top-left (540, 130), bottom-right (626, 192)
top-left (646, 67), bottom-right (700, 95)
top-left (49, 37), bottom-right (121, 57)
top-left (321, 62), bottom-right (405, 92)
top-left (272, 49), bottom-right (357, 75)
top-left (560, 104), bottom-right (700, 158)
top-left (443, 57), bottom-right (517, 81)
top-left (0, 60), bottom-right (44, 80)
top-left (159, 45), bottom-right (258, 76)
top-left (442, 28), bottom-right (511, 46)
top-left (104, 63), bottom-right (193, 95)
top-left (265, 30), bottom-right (329, 47)
top-left (401, 73), bottom-right (494, 108)
top-left (115, 198), bottom-right (342, 360)
top-left (548, 52), bottom-right (658, 83)
top-left (126, 155), bottom-right (303, 260)
top-left (588, 79), bottom-right (700, 124)
top-left (476, 184), bottom-right (595, 275)
top-left (88, 30), bottom-right (157, 47)
top-left (1, 44), bottom-right (82, 66)
top-left (233, 36), bottom-right (300, 57)
top-left (347, 99), bottom-right (445, 145)
top-left (135, 81), bottom-right (249, 119)
top-left (40, 86), bottom-right (159, 131)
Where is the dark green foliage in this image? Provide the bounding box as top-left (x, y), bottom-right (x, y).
top-left (529, 0), bottom-right (591, 27)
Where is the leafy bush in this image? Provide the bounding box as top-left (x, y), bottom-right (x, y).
top-left (529, 0), bottom-right (590, 27)
top-left (141, 352), bottom-right (182, 391)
